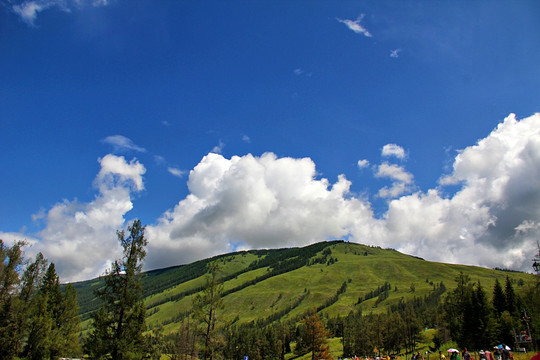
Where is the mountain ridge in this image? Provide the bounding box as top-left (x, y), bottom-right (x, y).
top-left (71, 240), bottom-right (535, 333)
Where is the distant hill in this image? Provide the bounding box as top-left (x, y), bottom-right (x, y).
top-left (70, 241), bottom-right (536, 333)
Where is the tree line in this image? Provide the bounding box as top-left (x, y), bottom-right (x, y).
top-left (0, 240), bottom-right (80, 359)
top-left (2, 222), bottom-right (539, 360)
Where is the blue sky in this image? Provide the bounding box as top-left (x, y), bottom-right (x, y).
top-left (1, 0), bottom-right (540, 282)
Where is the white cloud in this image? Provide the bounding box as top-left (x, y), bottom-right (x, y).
top-left (375, 162), bottom-right (414, 198)
top-left (211, 140), bottom-right (225, 154)
top-left (357, 159), bottom-right (370, 169)
top-left (144, 113), bottom-right (540, 274)
top-left (13, 1), bottom-right (45, 25)
top-left (168, 167), bottom-right (185, 178)
top-left (390, 49), bottom-right (401, 58)
top-left (376, 163), bottom-right (413, 183)
top-left (11, 0), bottom-right (110, 25)
top-left (144, 152), bottom-right (375, 271)
top-left (242, 135), bottom-right (251, 143)
top-left (382, 143), bottom-right (406, 159)
top-left (25, 155), bottom-right (146, 281)
top-left (337, 15), bottom-right (372, 37)
top-left (13, 113), bottom-right (540, 281)
top-left (97, 154), bottom-right (146, 191)
top-left (294, 69), bottom-right (304, 76)
top-left (102, 135), bottom-right (147, 153)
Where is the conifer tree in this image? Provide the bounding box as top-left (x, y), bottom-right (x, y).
top-left (504, 275), bottom-right (517, 315)
top-left (57, 283), bottom-right (82, 357)
top-left (297, 312), bottom-right (332, 360)
top-left (192, 261), bottom-right (224, 360)
top-left (85, 219), bottom-right (148, 360)
top-left (468, 282), bottom-right (491, 350)
top-left (0, 240), bottom-right (25, 360)
top-left (492, 279), bottom-right (506, 316)
top-left (443, 272), bottom-right (474, 348)
top-left (0, 241), bottom-right (81, 360)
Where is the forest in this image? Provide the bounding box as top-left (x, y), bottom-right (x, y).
top-left (1, 220), bottom-right (539, 360)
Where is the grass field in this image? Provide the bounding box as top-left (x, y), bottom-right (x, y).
top-left (73, 241), bottom-right (538, 349)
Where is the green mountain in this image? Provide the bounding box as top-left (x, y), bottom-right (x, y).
top-left (71, 240), bottom-right (536, 333)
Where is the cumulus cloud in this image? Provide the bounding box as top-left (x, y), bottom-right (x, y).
top-left (12, 113), bottom-right (540, 281)
top-left (337, 15), bottom-right (372, 37)
top-left (102, 135), bottom-right (147, 153)
top-left (144, 153), bottom-right (376, 271)
top-left (376, 163), bottom-right (413, 183)
top-left (357, 159), bottom-right (370, 169)
top-left (375, 163), bottom-right (414, 198)
top-left (26, 155), bottom-right (146, 282)
top-left (143, 113), bottom-right (540, 274)
top-left (382, 143), bottom-right (406, 159)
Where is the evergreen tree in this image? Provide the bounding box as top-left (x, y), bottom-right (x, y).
top-left (504, 276), bottom-right (517, 315)
top-left (443, 272), bottom-right (475, 348)
top-left (57, 283), bottom-right (82, 358)
top-left (36, 264), bottom-right (81, 359)
top-left (402, 303), bottom-right (422, 355)
top-left (492, 279), bottom-right (506, 316)
top-left (19, 252), bottom-right (49, 359)
top-left (468, 282), bottom-right (491, 350)
top-left (382, 312), bottom-right (404, 355)
top-left (192, 261), bottom-right (224, 360)
top-left (0, 240), bottom-right (25, 360)
top-left (343, 309), bottom-right (374, 358)
top-left (85, 219), bottom-right (148, 360)
top-left (0, 241), bottom-right (81, 360)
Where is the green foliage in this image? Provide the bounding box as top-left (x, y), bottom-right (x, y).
top-left (84, 219), bottom-right (148, 360)
top-left (0, 240), bottom-right (82, 360)
top-left (71, 240), bottom-right (538, 359)
top-left (192, 261), bottom-right (225, 360)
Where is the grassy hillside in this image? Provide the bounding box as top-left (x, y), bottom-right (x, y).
top-left (72, 241), bottom-right (536, 333)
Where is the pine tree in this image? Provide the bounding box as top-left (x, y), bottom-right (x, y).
top-left (85, 219), bottom-right (148, 360)
top-left (382, 312), bottom-right (404, 355)
top-left (298, 313), bottom-right (332, 360)
top-left (492, 279), bottom-right (506, 316)
top-left (402, 303), bottom-right (422, 355)
top-left (57, 283), bottom-right (82, 358)
top-left (39, 264), bottom-right (81, 359)
top-left (19, 252), bottom-right (49, 359)
top-left (192, 261), bottom-right (224, 360)
top-left (443, 272), bottom-right (474, 349)
top-left (504, 276), bottom-right (517, 315)
top-left (469, 282), bottom-right (491, 350)
top-left (0, 240), bottom-right (25, 360)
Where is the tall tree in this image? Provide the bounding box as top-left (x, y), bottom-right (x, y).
top-left (85, 219), bottom-right (148, 360)
top-left (468, 282), bottom-right (491, 350)
top-left (492, 279), bottom-right (506, 316)
top-left (402, 303), bottom-right (422, 355)
top-left (192, 261), bottom-right (224, 360)
top-left (382, 312), bottom-right (404, 355)
top-left (0, 240), bottom-right (25, 360)
top-left (443, 272), bottom-right (474, 348)
top-left (504, 276), bottom-right (517, 315)
top-left (33, 263), bottom-right (81, 359)
top-left (56, 283), bottom-right (82, 358)
top-left (297, 313), bottom-right (332, 360)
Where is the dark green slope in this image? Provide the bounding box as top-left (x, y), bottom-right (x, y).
top-left (73, 241), bottom-right (536, 332)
